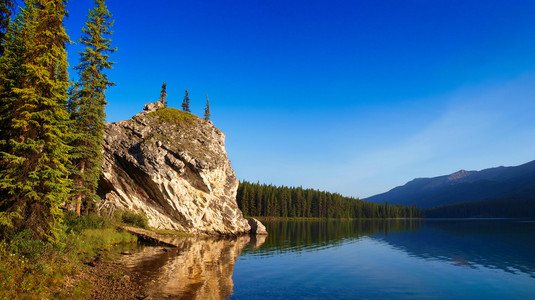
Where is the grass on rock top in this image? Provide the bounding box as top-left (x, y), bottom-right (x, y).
top-left (143, 107), bottom-right (221, 163)
top-left (147, 107), bottom-right (198, 126)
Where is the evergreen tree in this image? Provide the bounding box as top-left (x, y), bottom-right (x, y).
top-left (68, 0), bottom-right (115, 217)
top-left (236, 181), bottom-right (422, 219)
top-left (159, 82), bottom-right (167, 107)
top-left (182, 89), bottom-right (190, 112)
top-left (0, 0), bottom-right (72, 241)
top-left (0, 0), bottom-right (15, 55)
top-left (204, 94), bottom-right (210, 121)
top-left (0, 0), bottom-right (18, 143)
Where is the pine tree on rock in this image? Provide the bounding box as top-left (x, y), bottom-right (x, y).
top-left (204, 94), bottom-right (210, 121)
top-left (159, 82), bottom-right (167, 107)
top-left (0, 0), bottom-right (15, 55)
top-left (68, 0), bottom-right (116, 217)
top-left (0, 0), bottom-right (72, 241)
top-left (182, 89), bottom-right (190, 112)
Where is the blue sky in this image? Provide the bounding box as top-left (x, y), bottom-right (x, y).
top-left (63, 0), bottom-right (535, 198)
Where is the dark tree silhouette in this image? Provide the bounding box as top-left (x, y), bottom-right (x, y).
top-left (182, 89), bottom-right (190, 112)
top-left (204, 94), bottom-right (210, 121)
top-left (160, 82), bottom-right (167, 107)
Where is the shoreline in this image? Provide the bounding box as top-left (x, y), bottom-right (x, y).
top-left (68, 226), bottom-right (203, 299)
top-left (65, 248), bottom-right (147, 299)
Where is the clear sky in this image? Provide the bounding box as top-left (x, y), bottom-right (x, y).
top-left (63, 0), bottom-right (535, 198)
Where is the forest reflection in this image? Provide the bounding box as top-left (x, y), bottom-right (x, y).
top-left (121, 219), bottom-right (535, 299)
top-left (247, 219), bottom-right (535, 278)
top-left (243, 219), bottom-right (423, 256)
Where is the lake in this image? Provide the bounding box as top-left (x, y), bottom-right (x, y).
top-left (122, 219), bottom-right (535, 299)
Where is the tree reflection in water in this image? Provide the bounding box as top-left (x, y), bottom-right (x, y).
top-left (122, 219), bottom-right (535, 299)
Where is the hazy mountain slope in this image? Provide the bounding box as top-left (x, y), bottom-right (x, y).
top-left (365, 160), bottom-right (535, 209)
top-left (426, 198), bottom-right (535, 218)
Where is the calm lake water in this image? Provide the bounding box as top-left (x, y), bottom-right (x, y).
top-left (122, 219), bottom-right (535, 299)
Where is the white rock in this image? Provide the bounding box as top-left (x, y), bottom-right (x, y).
top-left (99, 102), bottom-right (264, 235)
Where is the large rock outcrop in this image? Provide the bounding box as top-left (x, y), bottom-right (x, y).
top-left (98, 102), bottom-right (256, 235)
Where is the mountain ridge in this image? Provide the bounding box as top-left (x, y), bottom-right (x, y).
top-left (365, 160), bottom-right (535, 209)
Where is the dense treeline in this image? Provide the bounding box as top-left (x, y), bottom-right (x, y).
top-left (0, 0), bottom-right (117, 241)
top-left (426, 198), bottom-right (535, 218)
top-left (237, 181), bottom-right (423, 219)
top-left (0, 0), bottom-right (73, 240)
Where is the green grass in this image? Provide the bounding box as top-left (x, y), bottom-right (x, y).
top-left (0, 212), bottom-right (138, 299)
top-left (147, 107), bottom-right (198, 126)
top-left (0, 209), bottom-right (198, 299)
top-left (0, 231), bottom-right (62, 299)
top-left (71, 228), bottom-right (137, 259)
top-left (64, 211), bottom-right (113, 233)
top-left (72, 279), bottom-right (91, 299)
top-left (115, 209), bottom-right (149, 229)
top-left (143, 107), bottom-right (220, 165)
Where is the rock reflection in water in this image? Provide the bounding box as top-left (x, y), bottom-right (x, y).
top-left (122, 235), bottom-right (262, 299)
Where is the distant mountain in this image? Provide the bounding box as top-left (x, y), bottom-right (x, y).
top-left (365, 160), bottom-right (535, 209)
top-left (426, 198), bottom-right (535, 218)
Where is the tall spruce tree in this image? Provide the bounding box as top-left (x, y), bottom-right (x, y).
top-left (0, 0), bottom-right (16, 55)
top-left (68, 0), bottom-right (115, 217)
top-left (204, 94), bottom-right (210, 121)
top-left (0, 0), bottom-right (72, 241)
top-left (159, 82), bottom-right (167, 107)
top-left (0, 0), bottom-right (17, 142)
top-left (182, 89), bottom-right (190, 112)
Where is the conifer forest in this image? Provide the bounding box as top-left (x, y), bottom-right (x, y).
top-left (237, 181), bottom-right (423, 219)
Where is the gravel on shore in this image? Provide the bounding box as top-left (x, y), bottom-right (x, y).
top-left (63, 254), bottom-right (148, 299)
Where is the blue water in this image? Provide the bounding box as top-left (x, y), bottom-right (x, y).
top-left (123, 219), bottom-right (535, 299)
top-left (230, 219), bottom-right (535, 299)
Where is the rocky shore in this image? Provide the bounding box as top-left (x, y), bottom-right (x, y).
top-left (65, 253), bottom-right (146, 300)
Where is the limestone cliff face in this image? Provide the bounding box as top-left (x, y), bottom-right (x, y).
top-left (98, 101), bottom-right (252, 235)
